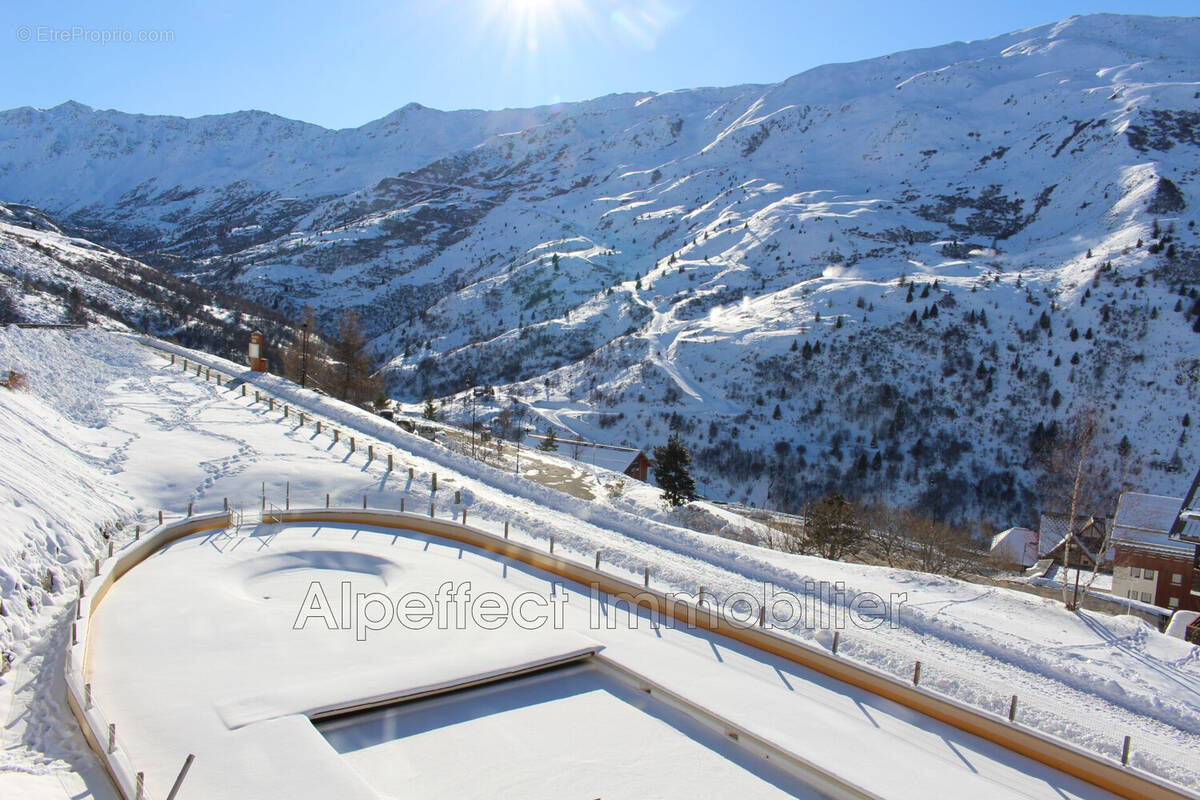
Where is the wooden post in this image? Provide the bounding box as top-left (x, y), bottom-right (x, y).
top-left (241, 384), bottom-right (246, 397)
top-left (912, 661), bottom-right (921, 686)
top-left (504, 520), bottom-right (509, 539)
top-left (316, 420), bottom-right (322, 434)
top-left (432, 473), bottom-right (437, 492)
top-left (643, 566), bottom-right (649, 587)
top-left (1121, 735), bottom-right (1132, 767)
top-left (261, 482), bottom-right (266, 511)
top-left (462, 508), bottom-right (468, 524)
top-left (158, 510), bottom-right (163, 524)
top-left (284, 405), bottom-right (289, 418)
top-left (409, 466), bottom-right (414, 479)
top-left (223, 497), bottom-right (228, 511)
top-left (350, 436), bottom-right (355, 453)
top-left (286, 481), bottom-right (290, 510)
top-left (1008, 695), bottom-right (1018, 723)
top-left (170, 354), bottom-right (175, 365)
top-left (699, 586), bottom-right (705, 606)
top-left (187, 501), bottom-right (193, 517)
top-left (455, 490), bottom-right (461, 504)
top-left (85, 683), bottom-right (92, 709)
top-left (107, 723), bottom-right (116, 754)
top-left (299, 412), bottom-right (305, 426)
top-left (165, 754), bottom-right (197, 800)
top-left (832, 631), bottom-right (840, 655)
top-left (108, 541), bottom-right (114, 557)
top-left (387, 453), bottom-right (393, 471)
top-left (758, 606), bottom-right (766, 627)
top-left (255, 391), bottom-right (260, 403)
top-left (72, 622), bottom-right (78, 645)
top-left (136, 772), bottom-right (145, 800)
top-left (368, 444), bottom-right (374, 462)
top-left (325, 493), bottom-right (330, 508)
top-left (135, 524), bottom-right (140, 540)
top-left (400, 498), bottom-right (406, 512)
top-left (268, 397), bottom-right (274, 411)
top-left (94, 559), bottom-right (100, 576)
top-left (429, 503), bottom-right (435, 518)
top-left (595, 551), bottom-right (601, 570)
top-left (363, 495), bottom-right (368, 509)
top-left (334, 429), bottom-right (339, 443)
top-left (549, 537), bottom-right (555, 554)
top-left (182, 358), bottom-right (187, 370)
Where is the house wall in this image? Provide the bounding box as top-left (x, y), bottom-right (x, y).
top-left (1112, 547), bottom-right (1200, 612)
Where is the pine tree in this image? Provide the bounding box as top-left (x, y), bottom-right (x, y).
top-left (538, 425), bottom-right (559, 451)
top-left (331, 309), bottom-right (380, 404)
top-left (423, 397), bottom-right (438, 421)
top-left (653, 434), bottom-right (697, 507)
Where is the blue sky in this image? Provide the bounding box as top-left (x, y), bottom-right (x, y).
top-left (1, 1), bottom-right (1195, 128)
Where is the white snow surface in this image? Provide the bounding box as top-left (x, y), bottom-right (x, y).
top-left (0, 328), bottom-right (1198, 796)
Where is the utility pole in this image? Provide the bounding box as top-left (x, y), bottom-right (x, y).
top-left (300, 321), bottom-right (310, 388)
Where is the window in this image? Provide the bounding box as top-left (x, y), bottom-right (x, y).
top-left (1127, 590), bottom-right (1138, 600)
top-left (1168, 597), bottom-right (1180, 609)
top-left (1141, 592), bottom-right (1152, 603)
top-left (1144, 569), bottom-right (1155, 580)
top-left (1172, 573), bottom-right (1183, 586)
top-left (1131, 567), bottom-right (1141, 578)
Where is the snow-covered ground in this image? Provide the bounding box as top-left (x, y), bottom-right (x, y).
top-left (1, 327), bottom-right (1199, 796)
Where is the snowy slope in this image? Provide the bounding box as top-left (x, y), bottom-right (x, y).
top-left (0, 328), bottom-right (1198, 796)
top-left (2, 14), bottom-right (1199, 520)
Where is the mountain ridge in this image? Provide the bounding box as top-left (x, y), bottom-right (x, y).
top-left (2, 12), bottom-right (1198, 522)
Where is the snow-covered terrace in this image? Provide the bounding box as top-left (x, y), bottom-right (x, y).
top-left (83, 515), bottom-right (1121, 800)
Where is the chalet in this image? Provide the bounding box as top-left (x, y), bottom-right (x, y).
top-left (527, 435), bottom-right (652, 482)
top-left (1036, 512), bottom-right (1110, 569)
top-left (1110, 491), bottom-right (1200, 613)
top-left (988, 526), bottom-right (1039, 568)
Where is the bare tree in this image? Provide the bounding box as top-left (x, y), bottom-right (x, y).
top-left (330, 309), bottom-right (381, 404)
top-left (1039, 407), bottom-right (1121, 607)
top-left (802, 492), bottom-right (865, 561)
top-left (862, 503), bottom-right (908, 567)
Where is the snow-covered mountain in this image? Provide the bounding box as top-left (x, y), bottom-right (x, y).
top-left (2, 13), bottom-right (1198, 520)
top-left (0, 202), bottom-right (293, 358)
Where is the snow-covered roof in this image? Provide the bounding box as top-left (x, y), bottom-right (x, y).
top-left (989, 527), bottom-right (1039, 566)
top-left (1111, 492), bottom-right (1195, 557)
top-left (1036, 513), bottom-right (1108, 562)
top-left (530, 436), bottom-right (646, 475)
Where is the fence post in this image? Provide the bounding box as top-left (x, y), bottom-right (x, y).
top-left (1121, 735), bottom-right (1132, 767)
top-left (455, 490), bottom-right (461, 504)
top-left (187, 501), bottom-right (193, 517)
top-left (350, 436), bottom-right (355, 453)
top-left (286, 481), bottom-right (290, 510)
top-left (429, 503), bottom-right (435, 518)
top-left (912, 661), bottom-right (921, 686)
top-left (224, 497), bottom-right (228, 512)
top-left (316, 420), bottom-right (322, 434)
top-left (387, 453), bottom-right (393, 471)
top-left (165, 754), bottom-right (197, 800)
top-left (299, 412), bottom-right (305, 426)
top-left (334, 429), bottom-right (339, 444)
top-left (504, 520), bottom-right (510, 539)
top-left (432, 473), bottom-right (437, 492)
top-left (284, 405), bottom-right (289, 418)
top-left (107, 723), bottom-right (116, 754)
top-left (758, 606), bottom-right (765, 627)
top-left (699, 586), bottom-right (705, 607)
top-left (85, 683), bottom-right (92, 709)
top-left (108, 541), bottom-right (114, 558)
top-left (462, 508), bottom-right (467, 524)
top-left (368, 445), bottom-right (373, 462)
top-left (595, 551), bottom-right (601, 570)
top-left (643, 566), bottom-right (649, 587)
top-left (135, 524), bottom-right (141, 540)
top-left (261, 482), bottom-right (265, 511)
top-left (1008, 695), bottom-right (1018, 723)
top-left (136, 772), bottom-right (145, 800)
top-left (363, 495), bottom-right (368, 509)
top-left (255, 391), bottom-right (260, 403)
top-left (241, 384), bottom-right (246, 397)
top-left (409, 466), bottom-right (414, 479)
top-left (549, 537), bottom-right (555, 554)
top-left (400, 498), bottom-right (406, 512)
top-left (326, 493), bottom-right (330, 508)
top-left (158, 510), bottom-right (163, 525)
top-left (94, 559), bottom-right (100, 576)
top-left (832, 631), bottom-right (840, 655)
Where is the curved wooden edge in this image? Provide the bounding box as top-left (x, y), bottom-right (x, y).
top-left (275, 508), bottom-right (1195, 800)
top-left (68, 507), bottom-right (1196, 800)
top-left (66, 512), bottom-right (232, 800)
